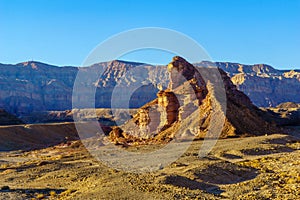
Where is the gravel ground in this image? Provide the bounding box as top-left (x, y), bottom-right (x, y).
top-left (0, 132), bottom-right (299, 200)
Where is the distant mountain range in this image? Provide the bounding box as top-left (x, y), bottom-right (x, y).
top-left (200, 62), bottom-right (300, 107)
top-left (0, 59), bottom-right (299, 116)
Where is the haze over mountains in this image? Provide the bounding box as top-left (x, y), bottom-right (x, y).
top-left (0, 59), bottom-right (299, 117)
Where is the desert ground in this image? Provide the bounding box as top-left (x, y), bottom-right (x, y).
top-left (0, 125), bottom-right (299, 200)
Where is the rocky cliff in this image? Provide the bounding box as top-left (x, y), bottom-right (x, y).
top-left (0, 59), bottom-right (299, 116)
top-left (109, 57), bottom-right (279, 145)
top-left (0, 61), bottom-right (166, 115)
top-left (0, 61), bottom-right (77, 115)
top-left (196, 62), bottom-right (300, 107)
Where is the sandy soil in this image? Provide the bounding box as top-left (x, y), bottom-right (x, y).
top-left (0, 131), bottom-right (299, 200)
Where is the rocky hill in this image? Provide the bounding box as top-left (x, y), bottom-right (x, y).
top-left (108, 57), bottom-right (279, 145)
top-left (0, 122), bottom-right (78, 151)
top-left (0, 59), bottom-right (299, 116)
top-left (0, 61), bottom-right (77, 115)
top-left (0, 109), bottom-right (23, 125)
top-left (261, 102), bottom-right (300, 126)
top-left (199, 62), bottom-right (300, 107)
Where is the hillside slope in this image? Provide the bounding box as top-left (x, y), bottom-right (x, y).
top-left (0, 109), bottom-right (23, 125)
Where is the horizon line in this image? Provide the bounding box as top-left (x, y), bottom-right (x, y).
top-left (0, 59), bottom-right (298, 70)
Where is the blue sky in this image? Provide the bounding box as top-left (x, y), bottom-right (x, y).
top-left (0, 0), bottom-right (299, 69)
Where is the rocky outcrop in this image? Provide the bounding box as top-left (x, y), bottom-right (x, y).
top-left (157, 90), bottom-right (180, 126)
top-left (276, 102), bottom-right (300, 109)
top-left (261, 102), bottom-right (300, 126)
top-left (109, 57), bottom-right (279, 145)
top-left (283, 70), bottom-right (300, 81)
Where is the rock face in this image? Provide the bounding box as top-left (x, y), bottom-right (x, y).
top-left (157, 91), bottom-right (180, 126)
top-left (196, 62), bottom-right (300, 107)
top-left (0, 61), bottom-right (167, 115)
top-left (0, 59), bottom-right (299, 116)
top-left (109, 57), bottom-right (279, 145)
top-left (0, 61), bottom-right (78, 115)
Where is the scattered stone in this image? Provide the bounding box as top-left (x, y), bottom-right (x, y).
top-left (36, 161), bottom-right (50, 166)
top-left (1, 185), bottom-right (10, 190)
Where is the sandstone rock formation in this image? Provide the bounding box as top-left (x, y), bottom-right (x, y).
top-left (109, 57), bottom-right (279, 145)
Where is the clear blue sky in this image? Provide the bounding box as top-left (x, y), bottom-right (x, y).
top-left (0, 0), bottom-right (299, 69)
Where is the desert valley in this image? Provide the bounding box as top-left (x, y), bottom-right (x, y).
top-left (1, 1), bottom-right (299, 199)
top-left (0, 56), bottom-right (299, 199)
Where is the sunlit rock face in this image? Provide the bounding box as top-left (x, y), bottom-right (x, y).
top-left (167, 56), bottom-right (206, 91)
top-left (157, 90), bottom-right (179, 126)
top-left (136, 57), bottom-right (207, 137)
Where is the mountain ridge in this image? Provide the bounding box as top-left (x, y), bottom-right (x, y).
top-left (0, 59), bottom-right (299, 115)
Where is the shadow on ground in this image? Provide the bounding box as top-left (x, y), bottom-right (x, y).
top-left (162, 175), bottom-right (224, 195)
top-left (0, 188), bottom-right (68, 198)
top-left (264, 135), bottom-right (299, 145)
top-left (241, 146), bottom-right (294, 156)
top-left (221, 153), bottom-right (243, 159)
top-left (190, 162), bottom-right (258, 185)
